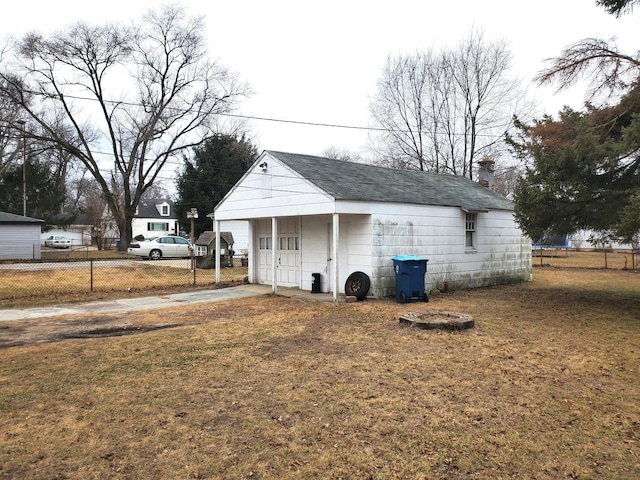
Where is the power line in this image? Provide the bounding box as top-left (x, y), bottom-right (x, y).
top-left (221, 112), bottom-right (381, 132)
top-left (39, 91), bottom-right (382, 133)
top-left (34, 91), bottom-right (506, 137)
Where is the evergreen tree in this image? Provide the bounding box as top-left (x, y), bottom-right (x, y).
top-left (0, 158), bottom-right (66, 225)
top-left (175, 134), bottom-right (257, 237)
top-left (510, 84), bottom-right (640, 241)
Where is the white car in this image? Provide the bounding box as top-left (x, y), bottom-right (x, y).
top-left (127, 236), bottom-right (192, 260)
top-left (44, 235), bottom-right (71, 249)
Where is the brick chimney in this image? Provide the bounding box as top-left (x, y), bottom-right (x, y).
top-left (478, 157), bottom-right (495, 190)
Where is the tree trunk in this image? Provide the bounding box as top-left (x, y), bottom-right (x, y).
top-left (115, 214), bottom-right (134, 251)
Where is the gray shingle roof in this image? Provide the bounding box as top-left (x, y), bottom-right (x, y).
top-left (195, 231), bottom-right (234, 247)
top-left (0, 211), bottom-right (44, 224)
top-left (267, 151), bottom-right (513, 212)
top-left (135, 198), bottom-right (176, 219)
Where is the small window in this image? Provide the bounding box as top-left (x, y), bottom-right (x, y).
top-left (161, 205), bottom-right (169, 216)
top-left (259, 237), bottom-right (272, 250)
top-left (465, 213), bottom-right (476, 250)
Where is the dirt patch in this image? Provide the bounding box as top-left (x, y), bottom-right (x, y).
top-left (0, 316), bottom-right (194, 348)
top-left (58, 322), bottom-right (184, 339)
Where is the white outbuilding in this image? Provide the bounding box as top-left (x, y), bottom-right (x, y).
top-left (0, 211), bottom-right (44, 260)
top-left (214, 151), bottom-right (532, 301)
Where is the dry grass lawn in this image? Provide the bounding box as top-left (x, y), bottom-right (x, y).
top-left (0, 262), bottom-right (639, 479)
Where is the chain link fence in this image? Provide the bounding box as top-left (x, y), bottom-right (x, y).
top-left (0, 245), bottom-right (248, 307)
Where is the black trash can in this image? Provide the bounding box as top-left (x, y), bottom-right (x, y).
top-left (392, 255), bottom-right (429, 303)
top-left (311, 273), bottom-right (321, 293)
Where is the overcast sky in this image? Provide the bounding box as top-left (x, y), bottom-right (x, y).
top-left (2, 0), bottom-right (638, 161)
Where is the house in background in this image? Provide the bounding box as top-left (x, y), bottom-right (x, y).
top-left (569, 230), bottom-right (636, 250)
top-left (214, 151), bottom-right (532, 301)
top-left (534, 231), bottom-right (637, 251)
top-left (41, 213), bottom-right (93, 246)
top-left (131, 198), bottom-right (179, 239)
top-left (0, 211), bottom-right (44, 260)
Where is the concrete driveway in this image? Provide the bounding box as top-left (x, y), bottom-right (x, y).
top-left (0, 284), bottom-right (340, 322)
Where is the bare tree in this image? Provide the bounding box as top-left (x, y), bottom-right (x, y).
top-left (321, 146), bottom-right (363, 163)
top-left (76, 178), bottom-right (115, 251)
top-left (0, 102), bottom-right (21, 177)
top-left (0, 5), bottom-right (248, 248)
top-left (369, 30), bottom-right (529, 180)
top-left (492, 164), bottom-right (524, 198)
top-left (0, 41), bottom-right (25, 176)
top-left (369, 52), bottom-right (433, 171)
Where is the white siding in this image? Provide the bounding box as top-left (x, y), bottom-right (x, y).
top-left (367, 204), bottom-right (531, 297)
top-left (0, 224), bottom-right (42, 260)
top-left (219, 220), bottom-right (249, 254)
top-left (299, 214), bottom-right (372, 294)
top-left (300, 216), bottom-right (330, 291)
top-left (215, 152), bottom-right (336, 221)
top-left (131, 217), bottom-right (179, 239)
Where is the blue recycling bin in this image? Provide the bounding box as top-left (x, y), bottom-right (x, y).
top-left (392, 255), bottom-right (429, 303)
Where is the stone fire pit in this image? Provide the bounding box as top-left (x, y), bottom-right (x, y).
top-left (399, 310), bottom-right (474, 331)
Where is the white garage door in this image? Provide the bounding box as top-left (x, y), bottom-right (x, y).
top-left (256, 218), bottom-right (300, 287)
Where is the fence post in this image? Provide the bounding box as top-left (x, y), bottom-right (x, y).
top-left (90, 260), bottom-right (93, 292)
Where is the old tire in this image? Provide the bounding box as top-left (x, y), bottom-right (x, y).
top-left (149, 249), bottom-right (162, 260)
top-left (344, 271), bottom-right (370, 301)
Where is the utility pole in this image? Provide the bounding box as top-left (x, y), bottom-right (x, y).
top-left (187, 208), bottom-right (198, 272)
top-left (17, 120), bottom-right (26, 216)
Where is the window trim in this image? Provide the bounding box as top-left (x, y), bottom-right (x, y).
top-left (157, 202), bottom-right (171, 216)
top-left (147, 222), bottom-right (170, 232)
top-left (465, 212), bottom-right (477, 252)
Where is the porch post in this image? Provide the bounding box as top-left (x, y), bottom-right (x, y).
top-left (271, 216), bottom-right (278, 294)
top-left (247, 220), bottom-right (255, 284)
top-left (332, 213), bottom-right (339, 302)
top-left (215, 220), bottom-right (221, 284)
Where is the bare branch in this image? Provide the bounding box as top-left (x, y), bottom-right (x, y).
top-left (535, 38), bottom-right (640, 99)
top-left (597, 0), bottom-right (640, 16)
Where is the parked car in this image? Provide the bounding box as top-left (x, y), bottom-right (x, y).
top-left (44, 235), bottom-right (71, 249)
top-left (127, 236), bottom-right (192, 260)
